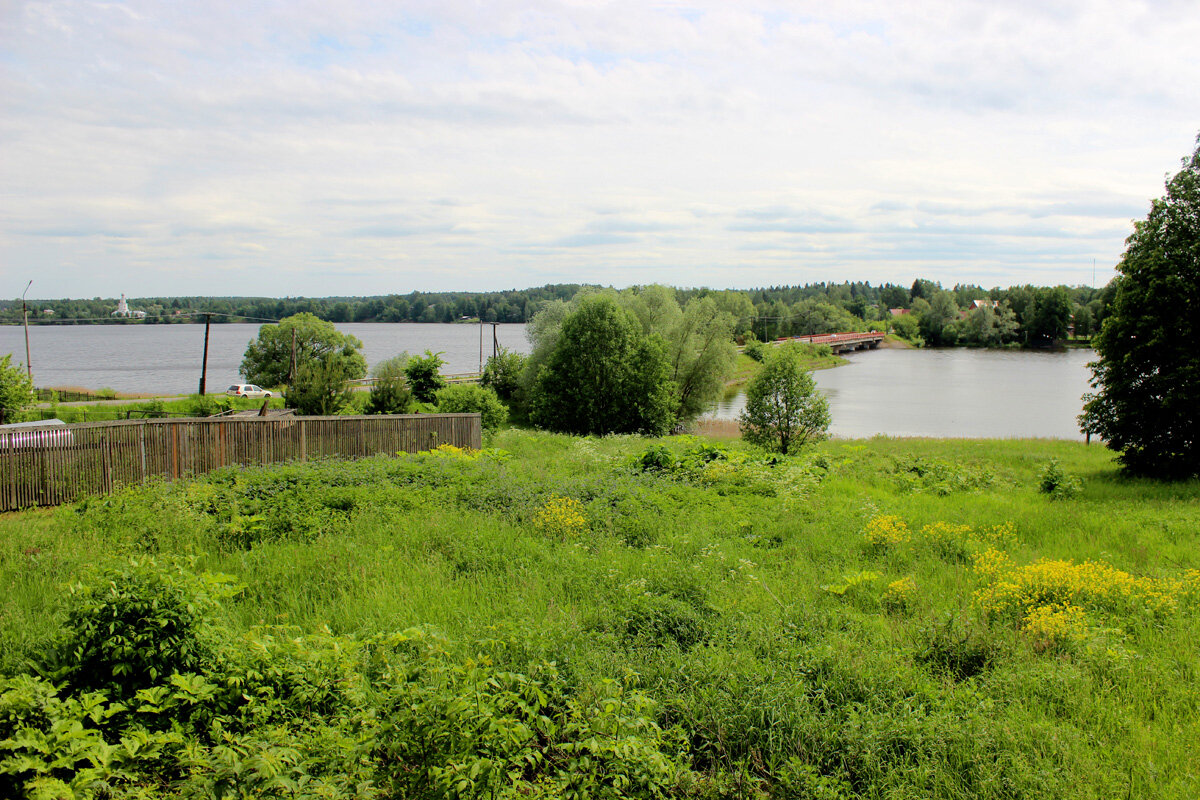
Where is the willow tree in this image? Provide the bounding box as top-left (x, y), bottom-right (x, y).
top-left (240, 312), bottom-right (366, 389)
top-left (523, 286), bottom-right (737, 429)
top-left (1080, 136), bottom-right (1200, 479)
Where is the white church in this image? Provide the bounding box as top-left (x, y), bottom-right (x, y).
top-left (112, 294), bottom-right (147, 319)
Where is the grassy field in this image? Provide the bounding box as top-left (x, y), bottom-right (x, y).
top-left (1, 431), bottom-right (1197, 798)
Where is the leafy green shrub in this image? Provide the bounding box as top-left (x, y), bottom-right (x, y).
top-left (436, 383), bottom-right (508, 431)
top-left (366, 354), bottom-right (413, 415)
top-left (0, 353), bottom-right (36, 424)
top-left (620, 594), bottom-right (713, 650)
top-left (480, 347), bottom-right (528, 404)
top-left (45, 558), bottom-right (240, 698)
top-left (743, 339), bottom-right (767, 362)
top-left (820, 571), bottom-right (881, 608)
top-left (891, 456), bottom-right (1000, 495)
top-left (287, 353), bottom-right (356, 415)
top-left (405, 350), bottom-right (447, 404)
top-left (0, 674), bottom-right (183, 798)
top-left (375, 630), bottom-right (685, 799)
top-left (189, 392), bottom-right (233, 416)
top-left (772, 757), bottom-right (853, 799)
top-left (1039, 458), bottom-right (1082, 500)
top-left (635, 443), bottom-right (676, 473)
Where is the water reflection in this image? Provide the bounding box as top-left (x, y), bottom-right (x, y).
top-left (710, 348), bottom-right (1096, 440)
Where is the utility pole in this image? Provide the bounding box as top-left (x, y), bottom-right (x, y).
top-left (198, 313), bottom-right (212, 395)
top-left (21, 280), bottom-right (32, 381)
top-left (288, 328), bottom-right (297, 386)
top-left (491, 323), bottom-right (499, 359)
top-left (479, 317), bottom-right (484, 373)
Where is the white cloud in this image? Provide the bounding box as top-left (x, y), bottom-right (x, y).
top-left (1, 0), bottom-right (1197, 297)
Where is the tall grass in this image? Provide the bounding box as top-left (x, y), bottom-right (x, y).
top-left (1, 432), bottom-right (1197, 797)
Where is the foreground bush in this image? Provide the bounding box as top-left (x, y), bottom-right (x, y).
top-left (436, 384), bottom-right (508, 432)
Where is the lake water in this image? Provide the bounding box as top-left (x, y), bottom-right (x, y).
top-left (1, 324), bottom-right (1095, 439)
top-left (0, 323), bottom-right (531, 395)
top-left (709, 347), bottom-right (1096, 440)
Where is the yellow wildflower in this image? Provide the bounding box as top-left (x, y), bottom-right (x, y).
top-left (975, 556), bottom-right (1181, 621)
top-left (865, 515), bottom-right (910, 547)
top-left (534, 497), bottom-right (588, 539)
top-left (972, 548), bottom-right (1014, 581)
top-left (429, 443), bottom-right (479, 458)
top-left (882, 576), bottom-right (917, 613)
top-left (1022, 602), bottom-right (1088, 651)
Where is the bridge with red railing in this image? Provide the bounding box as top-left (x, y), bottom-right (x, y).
top-left (773, 331), bottom-right (886, 354)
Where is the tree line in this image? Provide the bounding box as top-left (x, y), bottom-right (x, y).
top-left (3, 280), bottom-right (1110, 349)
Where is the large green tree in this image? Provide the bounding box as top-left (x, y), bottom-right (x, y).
top-left (527, 294), bottom-right (676, 435)
top-left (1026, 287), bottom-right (1072, 345)
top-left (739, 344), bottom-right (831, 454)
top-left (1080, 136), bottom-right (1200, 479)
top-left (240, 312), bottom-right (366, 389)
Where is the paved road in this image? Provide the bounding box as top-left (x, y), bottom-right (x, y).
top-left (35, 395), bottom-right (187, 408)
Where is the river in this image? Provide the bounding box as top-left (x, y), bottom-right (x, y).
top-left (0, 323), bottom-right (531, 395)
top-left (1, 324), bottom-right (1094, 439)
top-left (708, 346), bottom-right (1096, 440)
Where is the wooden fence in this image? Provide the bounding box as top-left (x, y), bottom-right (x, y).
top-left (0, 413), bottom-right (481, 512)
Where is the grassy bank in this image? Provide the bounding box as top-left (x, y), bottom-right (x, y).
top-left (1, 432), bottom-right (1197, 797)
top-left (727, 343), bottom-right (846, 388)
top-left (27, 394), bottom-right (287, 423)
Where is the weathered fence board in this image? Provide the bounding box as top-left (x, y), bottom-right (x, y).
top-left (0, 413), bottom-right (481, 512)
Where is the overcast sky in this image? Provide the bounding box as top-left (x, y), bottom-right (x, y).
top-left (2, 0), bottom-right (1198, 300)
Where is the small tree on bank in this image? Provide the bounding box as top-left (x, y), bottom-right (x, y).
top-left (405, 350), bottom-right (447, 404)
top-left (365, 354), bottom-right (412, 415)
top-left (286, 354), bottom-right (355, 416)
top-left (739, 344), bottom-right (831, 454)
top-left (480, 348), bottom-right (527, 404)
top-left (0, 354), bottom-right (36, 424)
top-left (1080, 135), bottom-right (1200, 479)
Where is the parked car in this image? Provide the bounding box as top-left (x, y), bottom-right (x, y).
top-left (226, 384), bottom-right (272, 398)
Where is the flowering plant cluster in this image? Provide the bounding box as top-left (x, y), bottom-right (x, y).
top-left (534, 496), bottom-right (588, 539)
top-left (428, 443), bottom-right (480, 459)
top-left (882, 577), bottom-right (917, 613)
top-left (974, 556), bottom-right (1182, 622)
top-left (865, 515), bottom-right (1015, 556)
top-left (1021, 602), bottom-right (1089, 652)
top-left (864, 515), bottom-right (910, 548)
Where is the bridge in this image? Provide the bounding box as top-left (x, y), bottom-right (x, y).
top-left (773, 331), bottom-right (886, 354)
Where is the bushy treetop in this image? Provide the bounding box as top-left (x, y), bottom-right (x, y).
top-left (240, 312), bottom-right (366, 389)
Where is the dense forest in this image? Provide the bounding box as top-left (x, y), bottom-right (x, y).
top-left (1, 279), bottom-right (1111, 347)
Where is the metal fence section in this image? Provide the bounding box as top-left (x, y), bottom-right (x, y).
top-left (0, 413), bottom-right (482, 511)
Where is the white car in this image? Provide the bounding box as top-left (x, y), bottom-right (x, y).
top-left (226, 384), bottom-right (272, 398)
